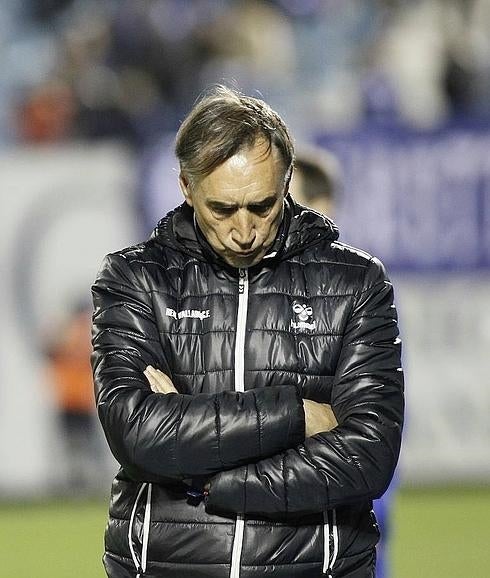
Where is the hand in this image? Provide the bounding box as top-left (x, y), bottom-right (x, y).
top-left (144, 365), bottom-right (178, 394)
top-left (303, 400), bottom-right (338, 437)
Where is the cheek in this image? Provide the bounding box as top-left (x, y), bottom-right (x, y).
top-left (204, 219), bottom-right (231, 245)
top-left (262, 207), bottom-right (283, 235)
top-left (255, 220), bottom-right (276, 242)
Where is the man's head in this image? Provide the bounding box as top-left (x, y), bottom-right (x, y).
top-left (289, 149), bottom-right (341, 217)
top-left (175, 86), bottom-right (294, 268)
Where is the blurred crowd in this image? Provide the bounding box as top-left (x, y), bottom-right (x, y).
top-left (1, 0), bottom-right (490, 149)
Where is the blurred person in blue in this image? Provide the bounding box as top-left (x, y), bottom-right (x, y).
top-left (91, 87), bottom-right (404, 578)
top-left (289, 149), bottom-right (399, 578)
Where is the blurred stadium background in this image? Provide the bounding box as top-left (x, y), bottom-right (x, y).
top-left (1, 1), bottom-right (489, 577)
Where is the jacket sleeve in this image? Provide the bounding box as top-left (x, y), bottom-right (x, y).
top-left (91, 252), bottom-right (305, 483)
top-left (205, 257), bottom-right (404, 516)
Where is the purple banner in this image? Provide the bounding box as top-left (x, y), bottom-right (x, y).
top-left (318, 122), bottom-right (490, 270)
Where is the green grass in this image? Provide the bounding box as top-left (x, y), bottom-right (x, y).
top-left (1, 487), bottom-right (489, 577)
top-left (392, 486), bottom-right (490, 578)
top-left (0, 499), bottom-right (107, 578)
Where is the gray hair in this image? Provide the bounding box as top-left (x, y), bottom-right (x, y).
top-left (175, 85), bottom-right (294, 187)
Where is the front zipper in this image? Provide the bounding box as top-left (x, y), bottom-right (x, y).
top-left (234, 268), bottom-right (248, 392)
top-left (323, 509), bottom-right (339, 577)
top-left (128, 482), bottom-right (153, 577)
top-left (229, 268), bottom-right (249, 578)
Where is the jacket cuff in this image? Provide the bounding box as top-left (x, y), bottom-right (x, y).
top-left (205, 466), bottom-right (247, 515)
top-left (259, 385), bottom-right (305, 456)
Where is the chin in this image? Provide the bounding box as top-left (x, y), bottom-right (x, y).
top-left (226, 258), bottom-right (252, 268)
top-left (222, 252), bottom-right (256, 268)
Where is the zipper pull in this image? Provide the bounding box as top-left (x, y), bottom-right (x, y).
top-left (238, 268), bottom-right (246, 293)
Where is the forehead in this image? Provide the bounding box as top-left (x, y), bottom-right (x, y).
top-left (197, 140), bottom-right (285, 204)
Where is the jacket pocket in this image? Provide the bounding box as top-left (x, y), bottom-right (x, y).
top-left (128, 482), bottom-right (153, 577)
top-left (334, 503), bottom-right (380, 560)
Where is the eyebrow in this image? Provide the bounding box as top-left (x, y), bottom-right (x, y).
top-left (207, 195), bottom-right (277, 209)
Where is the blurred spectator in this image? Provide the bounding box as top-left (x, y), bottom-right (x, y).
top-left (448, 0), bottom-right (490, 116)
top-left (279, 0), bottom-right (381, 132)
top-left (198, 0), bottom-right (296, 102)
top-left (372, 0), bottom-right (451, 128)
top-left (371, 0), bottom-right (490, 127)
top-left (3, 0), bottom-right (490, 148)
top-left (44, 302), bottom-right (103, 494)
top-left (289, 147), bottom-right (341, 216)
top-left (27, 0), bottom-right (76, 22)
top-left (17, 80), bottom-right (76, 143)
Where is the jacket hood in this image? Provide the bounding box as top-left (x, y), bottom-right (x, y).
top-left (150, 196), bottom-right (339, 267)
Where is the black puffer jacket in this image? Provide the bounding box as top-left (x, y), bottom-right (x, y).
top-left (91, 198), bottom-right (404, 578)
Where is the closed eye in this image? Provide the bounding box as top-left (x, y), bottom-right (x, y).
top-left (249, 203), bottom-right (273, 215)
top-left (209, 205), bottom-right (237, 217)
top-left (214, 207), bottom-right (235, 215)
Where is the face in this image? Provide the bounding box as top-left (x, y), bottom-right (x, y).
top-left (180, 139), bottom-right (288, 268)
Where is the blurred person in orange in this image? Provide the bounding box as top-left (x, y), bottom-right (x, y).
top-left (18, 81), bottom-right (76, 144)
top-left (46, 302), bottom-right (101, 494)
top-left (92, 86), bottom-right (404, 578)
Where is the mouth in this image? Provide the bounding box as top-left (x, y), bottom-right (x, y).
top-left (232, 248), bottom-right (260, 259)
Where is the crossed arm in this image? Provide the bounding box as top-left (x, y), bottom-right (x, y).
top-left (144, 365), bottom-right (338, 439)
top-left (92, 252), bottom-right (403, 514)
top-left (92, 253), bottom-right (331, 484)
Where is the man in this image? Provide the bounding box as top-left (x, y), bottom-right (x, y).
top-left (91, 86), bottom-right (404, 578)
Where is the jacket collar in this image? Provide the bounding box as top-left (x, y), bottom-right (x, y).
top-left (151, 196), bottom-right (339, 268)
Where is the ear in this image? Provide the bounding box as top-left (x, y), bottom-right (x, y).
top-left (179, 174), bottom-right (193, 207)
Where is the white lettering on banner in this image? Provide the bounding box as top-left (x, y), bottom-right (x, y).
top-left (330, 129), bottom-right (490, 268)
top-left (166, 307), bottom-right (210, 321)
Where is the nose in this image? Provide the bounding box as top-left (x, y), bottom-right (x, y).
top-left (231, 210), bottom-right (255, 249)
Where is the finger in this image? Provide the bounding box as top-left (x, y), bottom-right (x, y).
top-left (323, 404), bottom-right (338, 430)
top-left (143, 367), bottom-right (154, 385)
top-left (150, 367), bottom-right (171, 381)
top-left (160, 379), bottom-right (178, 394)
top-left (145, 366), bottom-right (159, 384)
top-left (144, 368), bottom-right (166, 393)
top-left (144, 372), bottom-right (160, 393)
top-left (146, 366), bottom-right (168, 386)
top-left (148, 367), bottom-right (178, 393)
top-left (145, 366), bottom-right (178, 394)
top-left (147, 366), bottom-right (168, 381)
top-left (146, 365), bottom-right (161, 379)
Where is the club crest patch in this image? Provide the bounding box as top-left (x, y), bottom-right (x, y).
top-left (290, 301), bottom-right (316, 330)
